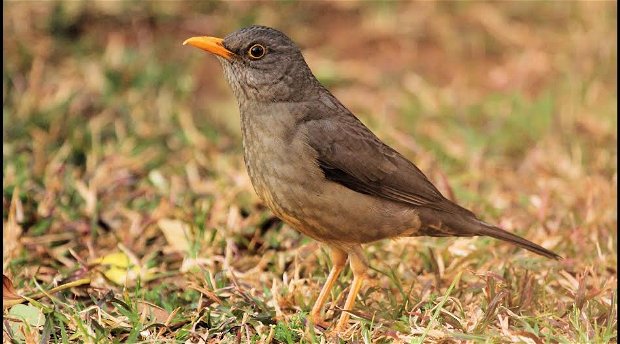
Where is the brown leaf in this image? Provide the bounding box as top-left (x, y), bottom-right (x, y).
top-left (188, 284), bottom-right (223, 305)
top-left (136, 301), bottom-right (170, 323)
top-left (158, 218), bottom-right (192, 253)
top-left (3, 275), bottom-right (25, 307)
top-left (3, 187), bottom-right (23, 264)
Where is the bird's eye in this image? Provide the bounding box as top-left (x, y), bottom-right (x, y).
top-left (248, 44), bottom-right (266, 59)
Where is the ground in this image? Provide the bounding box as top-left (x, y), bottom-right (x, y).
top-left (3, 2), bottom-right (617, 343)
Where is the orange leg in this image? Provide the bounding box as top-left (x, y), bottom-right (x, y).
top-left (310, 247), bottom-right (347, 327)
top-left (335, 245), bottom-right (368, 331)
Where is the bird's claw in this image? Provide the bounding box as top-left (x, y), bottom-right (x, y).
top-left (309, 314), bottom-right (331, 331)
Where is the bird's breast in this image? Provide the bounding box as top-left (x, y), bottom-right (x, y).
top-left (239, 104), bottom-right (323, 226)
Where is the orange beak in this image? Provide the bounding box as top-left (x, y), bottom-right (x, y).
top-left (183, 36), bottom-right (235, 60)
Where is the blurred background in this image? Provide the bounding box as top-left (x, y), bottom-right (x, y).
top-left (3, 1), bottom-right (617, 343)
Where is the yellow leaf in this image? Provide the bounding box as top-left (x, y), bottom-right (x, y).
top-left (96, 252), bottom-right (140, 285)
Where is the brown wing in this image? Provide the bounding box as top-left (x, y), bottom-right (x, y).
top-left (303, 99), bottom-right (474, 217)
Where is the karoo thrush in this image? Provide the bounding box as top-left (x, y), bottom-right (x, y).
top-left (183, 25), bottom-right (560, 330)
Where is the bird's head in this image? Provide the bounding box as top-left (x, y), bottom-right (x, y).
top-left (184, 25), bottom-right (319, 103)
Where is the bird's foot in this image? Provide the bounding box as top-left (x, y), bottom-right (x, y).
top-left (308, 313), bottom-right (331, 331)
top-left (334, 313), bottom-right (350, 333)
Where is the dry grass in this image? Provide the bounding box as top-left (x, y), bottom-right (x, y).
top-left (3, 2), bottom-right (617, 343)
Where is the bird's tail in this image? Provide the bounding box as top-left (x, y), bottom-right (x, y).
top-left (419, 207), bottom-right (562, 260)
top-left (467, 218), bottom-right (561, 260)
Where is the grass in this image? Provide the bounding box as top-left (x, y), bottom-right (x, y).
top-left (3, 1), bottom-right (617, 343)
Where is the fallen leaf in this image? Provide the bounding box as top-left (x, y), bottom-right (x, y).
top-left (3, 187), bottom-right (23, 264)
top-left (158, 218), bottom-right (192, 253)
top-left (95, 251), bottom-right (141, 285)
top-left (188, 283), bottom-right (223, 305)
top-left (7, 304), bottom-right (45, 342)
top-left (8, 304), bottom-right (45, 326)
top-left (137, 300), bottom-right (171, 323)
top-left (3, 275), bottom-right (24, 307)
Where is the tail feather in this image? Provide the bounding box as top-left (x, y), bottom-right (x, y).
top-left (417, 207), bottom-right (562, 260)
top-left (472, 219), bottom-right (561, 260)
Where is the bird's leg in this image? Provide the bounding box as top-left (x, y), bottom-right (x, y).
top-left (336, 245), bottom-right (368, 331)
top-left (310, 246), bottom-right (347, 328)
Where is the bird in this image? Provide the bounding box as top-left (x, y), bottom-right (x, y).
top-left (183, 25), bottom-right (561, 331)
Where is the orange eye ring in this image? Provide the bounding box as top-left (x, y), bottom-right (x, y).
top-left (248, 44), bottom-right (266, 59)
